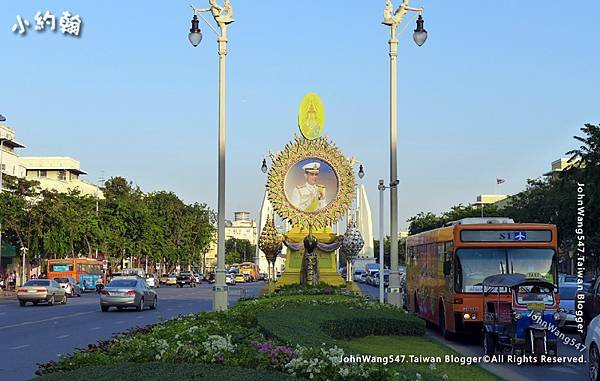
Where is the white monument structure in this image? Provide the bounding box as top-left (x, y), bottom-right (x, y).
top-left (350, 184), bottom-right (375, 271)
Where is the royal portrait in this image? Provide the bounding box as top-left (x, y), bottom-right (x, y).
top-left (284, 159), bottom-right (338, 213)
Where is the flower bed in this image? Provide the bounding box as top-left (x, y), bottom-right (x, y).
top-left (37, 288), bottom-right (442, 381)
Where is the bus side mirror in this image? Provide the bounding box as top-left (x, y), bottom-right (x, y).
top-left (443, 261), bottom-right (451, 276)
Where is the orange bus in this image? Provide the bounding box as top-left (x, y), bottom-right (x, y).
top-left (47, 258), bottom-right (103, 291)
top-left (406, 218), bottom-right (558, 338)
top-left (239, 262), bottom-right (259, 282)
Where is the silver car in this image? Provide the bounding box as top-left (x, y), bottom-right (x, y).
top-left (53, 276), bottom-right (82, 297)
top-left (100, 277), bottom-right (157, 312)
top-left (17, 279), bottom-right (67, 306)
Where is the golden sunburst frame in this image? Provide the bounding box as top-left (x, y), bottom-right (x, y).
top-left (267, 134), bottom-right (355, 229)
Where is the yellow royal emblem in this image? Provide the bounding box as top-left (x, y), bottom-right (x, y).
top-left (298, 93), bottom-right (325, 140)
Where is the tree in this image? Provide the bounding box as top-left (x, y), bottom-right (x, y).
top-left (373, 236), bottom-right (406, 266)
top-left (225, 238), bottom-right (255, 265)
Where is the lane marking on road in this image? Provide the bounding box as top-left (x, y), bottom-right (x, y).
top-left (10, 344), bottom-right (30, 350)
top-left (136, 316), bottom-right (144, 319)
top-left (115, 320), bottom-right (124, 324)
top-left (0, 312), bottom-right (6, 315)
top-left (56, 334), bottom-right (70, 339)
top-left (0, 311), bottom-right (95, 330)
top-left (91, 326), bottom-right (102, 330)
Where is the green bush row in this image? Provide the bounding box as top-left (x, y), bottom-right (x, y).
top-left (321, 317), bottom-right (425, 339)
top-left (256, 297), bottom-right (423, 348)
top-left (35, 362), bottom-right (300, 381)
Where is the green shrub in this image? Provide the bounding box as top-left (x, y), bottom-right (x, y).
top-left (321, 317), bottom-right (425, 339)
top-left (35, 362), bottom-right (300, 381)
top-left (256, 295), bottom-right (423, 348)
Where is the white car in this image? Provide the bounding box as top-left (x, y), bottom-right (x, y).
top-left (585, 314), bottom-right (600, 381)
top-left (352, 270), bottom-right (365, 282)
top-left (145, 275), bottom-right (158, 288)
top-left (226, 273), bottom-right (236, 285)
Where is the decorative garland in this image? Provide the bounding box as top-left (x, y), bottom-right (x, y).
top-left (266, 135), bottom-right (356, 228)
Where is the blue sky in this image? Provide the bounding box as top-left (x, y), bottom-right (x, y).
top-left (1, 1), bottom-right (598, 234)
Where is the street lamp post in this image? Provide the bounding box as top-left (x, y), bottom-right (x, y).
top-left (0, 114), bottom-right (9, 279)
top-left (188, 1), bottom-right (234, 311)
top-left (0, 135), bottom-right (5, 277)
top-left (382, 0), bottom-right (427, 306)
top-left (378, 179), bottom-right (399, 304)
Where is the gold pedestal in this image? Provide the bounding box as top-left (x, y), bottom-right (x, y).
top-left (276, 225), bottom-right (345, 287)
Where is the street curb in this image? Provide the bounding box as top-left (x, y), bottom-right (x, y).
top-left (427, 329), bottom-right (529, 381)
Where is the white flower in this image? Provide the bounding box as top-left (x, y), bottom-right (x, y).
top-left (416, 373), bottom-right (422, 380)
top-left (442, 375), bottom-right (449, 380)
top-left (429, 362), bottom-right (437, 370)
top-left (338, 367), bottom-right (350, 377)
top-left (155, 354), bottom-right (161, 360)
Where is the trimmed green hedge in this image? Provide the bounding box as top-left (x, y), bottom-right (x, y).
top-left (322, 317), bottom-right (425, 339)
top-left (35, 362), bottom-right (300, 381)
top-left (256, 296), bottom-right (424, 348)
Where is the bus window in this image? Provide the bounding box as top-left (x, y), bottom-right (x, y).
top-left (507, 248), bottom-right (555, 283)
top-left (455, 248), bottom-right (507, 293)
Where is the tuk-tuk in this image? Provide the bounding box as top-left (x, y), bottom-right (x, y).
top-left (481, 273), bottom-right (562, 357)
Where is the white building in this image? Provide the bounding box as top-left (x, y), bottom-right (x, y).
top-left (0, 121), bottom-right (102, 198)
top-left (21, 156), bottom-right (103, 198)
top-left (225, 212), bottom-right (258, 245)
top-left (0, 124), bottom-right (27, 178)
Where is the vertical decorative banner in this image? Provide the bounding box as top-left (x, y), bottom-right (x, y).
top-left (298, 93), bottom-right (325, 141)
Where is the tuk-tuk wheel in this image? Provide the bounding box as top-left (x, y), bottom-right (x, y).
top-left (483, 330), bottom-right (495, 356)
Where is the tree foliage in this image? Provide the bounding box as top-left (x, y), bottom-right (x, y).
top-left (0, 175), bottom-right (215, 272)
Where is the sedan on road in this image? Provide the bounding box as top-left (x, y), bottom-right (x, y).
top-left (17, 279), bottom-right (67, 306)
top-left (100, 277), bottom-right (157, 312)
top-left (159, 274), bottom-right (177, 286)
top-left (53, 276), bottom-right (82, 297)
top-left (225, 273), bottom-right (236, 285)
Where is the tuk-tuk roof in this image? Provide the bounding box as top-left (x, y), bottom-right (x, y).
top-left (481, 273), bottom-right (555, 289)
top-left (482, 274), bottom-right (527, 288)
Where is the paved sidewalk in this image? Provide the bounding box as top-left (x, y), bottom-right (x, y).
top-left (0, 290), bottom-right (17, 300)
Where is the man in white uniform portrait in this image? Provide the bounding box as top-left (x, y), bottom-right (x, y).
top-left (291, 162), bottom-right (327, 212)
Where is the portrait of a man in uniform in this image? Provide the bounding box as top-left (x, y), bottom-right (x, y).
top-left (285, 159), bottom-right (338, 213)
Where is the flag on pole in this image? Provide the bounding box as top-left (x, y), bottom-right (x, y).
top-left (496, 178), bottom-right (506, 185)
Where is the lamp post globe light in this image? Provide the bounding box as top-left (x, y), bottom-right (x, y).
top-left (188, 1), bottom-right (234, 311)
top-left (382, 0), bottom-right (427, 307)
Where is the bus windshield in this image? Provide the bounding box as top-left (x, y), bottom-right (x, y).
top-left (456, 248), bottom-right (555, 293)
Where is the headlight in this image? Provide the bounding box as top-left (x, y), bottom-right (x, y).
top-left (532, 311), bottom-right (543, 321)
top-left (471, 313), bottom-right (477, 320)
top-left (463, 313), bottom-right (471, 320)
top-left (513, 312), bottom-right (522, 320)
top-left (553, 312), bottom-right (561, 321)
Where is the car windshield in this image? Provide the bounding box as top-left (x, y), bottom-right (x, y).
top-left (108, 280), bottom-right (138, 288)
top-left (562, 275), bottom-right (577, 283)
top-left (456, 248), bottom-right (555, 293)
top-left (54, 278), bottom-right (69, 283)
top-left (25, 280), bottom-right (51, 287)
top-left (516, 285), bottom-right (554, 305)
top-left (559, 286), bottom-right (578, 300)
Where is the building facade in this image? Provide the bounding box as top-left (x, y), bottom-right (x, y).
top-left (225, 212), bottom-right (258, 245)
top-left (20, 156), bottom-right (103, 198)
top-left (0, 124), bottom-right (27, 178)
